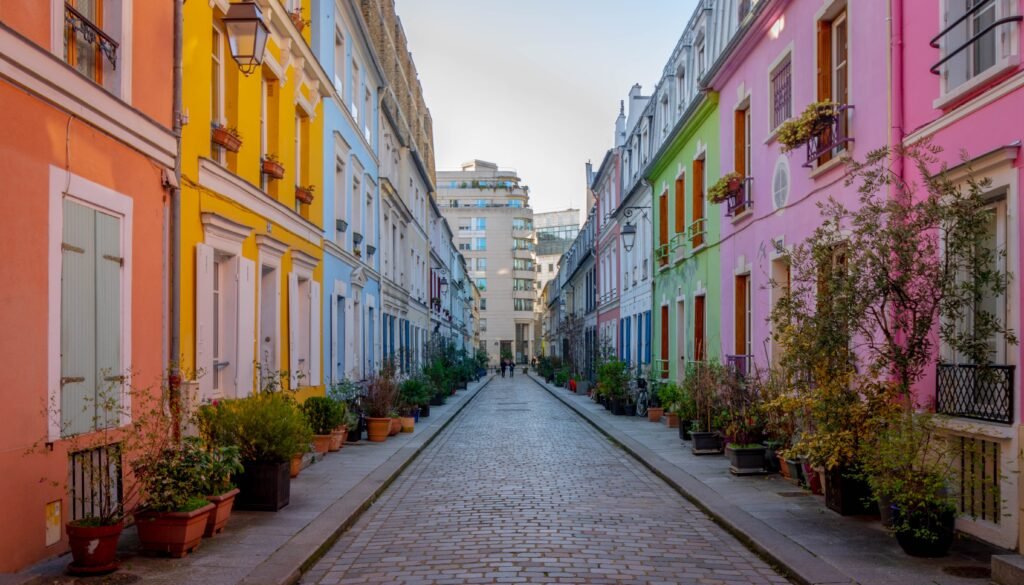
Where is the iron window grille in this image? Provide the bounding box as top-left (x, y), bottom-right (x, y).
top-left (65, 2), bottom-right (119, 69)
top-left (936, 363), bottom-right (1014, 424)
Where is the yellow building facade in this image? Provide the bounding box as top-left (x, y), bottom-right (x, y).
top-left (181, 0), bottom-right (329, 401)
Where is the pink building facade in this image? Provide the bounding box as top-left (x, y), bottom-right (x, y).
top-left (899, 0), bottom-right (1024, 551)
top-left (594, 149), bottom-right (622, 356)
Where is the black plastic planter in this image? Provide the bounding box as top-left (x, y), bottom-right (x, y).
top-left (762, 441), bottom-right (782, 473)
top-left (892, 505), bottom-right (956, 557)
top-left (419, 403), bottom-right (431, 418)
top-left (429, 394), bottom-right (445, 406)
top-left (678, 419), bottom-right (691, 440)
top-left (825, 466), bottom-right (878, 516)
top-left (785, 458), bottom-right (805, 486)
top-left (726, 445), bottom-right (767, 475)
top-left (235, 460), bottom-right (290, 511)
top-left (691, 431), bottom-right (724, 455)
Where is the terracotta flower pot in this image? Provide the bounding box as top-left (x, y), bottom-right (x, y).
top-left (388, 418), bottom-right (401, 436)
top-left (136, 503), bottom-right (215, 558)
top-left (290, 454), bottom-right (303, 478)
top-left (261, 159), bottom-right (285, 179)
top-left (366, 417), bottom-right (391, 442)
top-left (204, 488), bottom-right (240, 537)
top-left (312, 434), bottom-right (331, 455)
top-left (400, 416), bottom-right (415, 433)
top-left (211, 126), bottom-right (241, 152)
top-left (66, 521), bottom-right (123, 575)
top-left (647, 407), bottom-right (664, 423)
top-left (330, 426), bottom-right (347, 451)
top-left (666, 413), bottom-right (680, 428)
top-left (295, 186), bottom-right (314, 205)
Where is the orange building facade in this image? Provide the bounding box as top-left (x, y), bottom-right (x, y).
top-left (0, 1), bottom-right (175, 571)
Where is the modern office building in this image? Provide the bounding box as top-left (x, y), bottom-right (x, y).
top-left (534, 208), bottom-right (580, 292)
top-left (436, 161), bottom-right (537, 364)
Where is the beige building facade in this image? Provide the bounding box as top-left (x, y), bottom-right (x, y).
top-left (437, 161), bottom-right (536, 365)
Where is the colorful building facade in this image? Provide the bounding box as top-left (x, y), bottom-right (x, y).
top-left (0, 0), bottom-right (175, 570)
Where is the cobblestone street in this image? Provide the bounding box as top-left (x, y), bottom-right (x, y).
top-left (302, 376), bottom-right (790, 585)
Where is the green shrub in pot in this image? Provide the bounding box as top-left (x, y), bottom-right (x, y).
top-left (301, 396), bottom-right (344, 436)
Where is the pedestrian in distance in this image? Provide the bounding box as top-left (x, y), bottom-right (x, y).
top-left (509, 361), bottom-right (515, 378)
top-left (500, 360), bottom-right (506, 378)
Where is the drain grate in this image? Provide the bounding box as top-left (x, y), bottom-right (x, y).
top-left (776, 491), bottom-right (811, 497)
top-left (941, 566), bottom-right (990, 579)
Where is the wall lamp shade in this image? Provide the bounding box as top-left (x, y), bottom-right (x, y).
top-left (224, 2), bottom-right (269, 75)
top-left (621, 222), bottom-right (637, 252)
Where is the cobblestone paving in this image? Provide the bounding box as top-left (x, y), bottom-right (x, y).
top-left (301, 376), bottom-right (790, 585)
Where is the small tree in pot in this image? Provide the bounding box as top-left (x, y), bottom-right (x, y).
top-left (684, 362), bottom-right (726, 454)
top-left (364, 364), bottom-right (398, 442)
top-left (301, 396), bottom-right (343, 454)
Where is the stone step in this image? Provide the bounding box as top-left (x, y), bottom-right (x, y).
top-left (992, 554), bottom-right (1024, 585)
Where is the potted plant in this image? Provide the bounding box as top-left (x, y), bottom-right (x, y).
top-left (197, 443), bottom-right (242, 537)
top-left (399, 376), bottom-right (430, 432)
top-left (719, 369), bottom-right (767, 475)
top-left (364, 367), bottom-right (398, 442)
top-left (211, 124), bottom-right (242, 152)
top-left (424, 359), bottom-right (449, 407)
top-left (328, 378), bottom-right (362, 443)
top-left (775, 101), bottom-right (840, 152)
top-left (656, 382), bottom-right (684, 431)
top-left (597, 359), bottom-right (629, 415)
top-left (295, 184), bottom-right (315, 205)
top-left (302, 396), bottom-right (343, 455)
top-left (707, 171), bottom-right (745, 204)
top-left (684, 362), bottom-right (725, 454)
top-left (388, 413), bottom-right (402, 436)
top-left (133, 438), bottom-right (216, 558)
top-left (262, 153), bottom-right (285, 179)
top-left (288, 7), bottom-right (308, 32)
top-left (208, 392), bottom-right (313, 511)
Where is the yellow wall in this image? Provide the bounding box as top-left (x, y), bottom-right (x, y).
top-left (181, 0), bottom-right (325, 399)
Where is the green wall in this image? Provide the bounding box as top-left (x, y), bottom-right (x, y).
top-left (648, 93), bottom-right (722, 383)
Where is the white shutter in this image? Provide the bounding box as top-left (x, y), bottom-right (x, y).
top-left (344, 297), bottom-right (355, 379)
top-left (288, 272), bottom-right (299, 387)
top-left (309, 281), bottom-right (321, 386)
top-left (236, 258), bottom-right (256, 397)
top-left (195, 244), bottom-right (214, 399)
top-left (94, 211), bottom-right (122, 427)
top-left (61, 200), bottom-right (97, 436)
top-left (330, 295), bottom-right (339, 384)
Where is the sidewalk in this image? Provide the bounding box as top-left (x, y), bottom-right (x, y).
top-left (13, 376), bottom-right (492, 585)
top-left (529, 374), bottom-right (1006, 585)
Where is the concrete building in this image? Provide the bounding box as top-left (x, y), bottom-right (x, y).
top-left (534, 208), bottom-right (580, 291)
top-left (436, 161), bottom-right (537, 365)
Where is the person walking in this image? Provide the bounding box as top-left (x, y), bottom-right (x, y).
top-left (509, 360), bottom-right (515, 378)
top-left (500, 360), bottom-right (506, 378)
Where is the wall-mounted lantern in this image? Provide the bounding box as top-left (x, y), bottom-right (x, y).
top-left (223, 2), bottom-right (269, 76)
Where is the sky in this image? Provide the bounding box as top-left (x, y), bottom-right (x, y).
top-left (396, 0), bottom-right (700, 217)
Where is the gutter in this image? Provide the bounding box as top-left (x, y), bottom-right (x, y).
top-left (169, 0), bottom-right (183, 437)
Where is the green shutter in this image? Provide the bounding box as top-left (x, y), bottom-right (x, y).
top-left (94, 210), bottom-right (122, 427)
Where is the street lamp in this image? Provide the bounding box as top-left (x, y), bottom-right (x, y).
top-left (618, 206), bottom-right (650, 253)
top-left (223, 2), bottom-right (269, 76)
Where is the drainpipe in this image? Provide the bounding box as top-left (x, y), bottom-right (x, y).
top-left (890, 0), bottom-right (905, 182)
top-left (169, 0), bottom-right (184, 440)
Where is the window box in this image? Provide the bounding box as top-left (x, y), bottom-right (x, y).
top-left (262, 157), bottom-right (285, 180)
top-left (211, 125), bottom-right (242, 153)
top-left (366, 244), bottom-right (376, 257)
top-left (288, 8), bottom-right (308, 33)
top-left (335, 219), bottom-right (348, 233)
top-left (295, 185), bottom-right (315, 205)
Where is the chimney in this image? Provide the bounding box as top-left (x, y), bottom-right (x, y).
top-left (614, 100), bottom-right (626, 147)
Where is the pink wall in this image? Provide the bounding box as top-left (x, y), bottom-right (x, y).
top-left (596, 153), bottom-right (621, 347)
top-left (900, 0), bottom-right (1024, 415)
top-left (711, 0), bottom-right (892, 368)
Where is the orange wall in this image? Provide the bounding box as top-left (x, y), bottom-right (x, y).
top-left (0, 83), bottom-right (167, 572)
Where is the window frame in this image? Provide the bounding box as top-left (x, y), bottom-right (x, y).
top-left (48, 166), bottom-right (134, 441)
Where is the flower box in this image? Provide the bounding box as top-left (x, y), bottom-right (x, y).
top-left (211, 126), bottom-right (242, 152)
top-left (295, 185), bottom-right (315, 205)
top-left (262, 158), bottom-right (285, 180)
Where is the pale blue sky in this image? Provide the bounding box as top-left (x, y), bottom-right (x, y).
top-left (397, 1), bottom-right (700, 215)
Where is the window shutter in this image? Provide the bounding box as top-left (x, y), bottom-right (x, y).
top-left (288, 272), bottom-right (300, 387)
top-left (674, 179), bottom-right (685, 233)
top-left (235, 258), bottom-right (256, 397)
top-left (195, 244), bottom-right (214, 399)
top-left (735, 276), bottom-right (748, 355)
top-left (61, 200), bottom-right (98, 437)
top-left (344, 297), bottom-right (355, 378)
top-left (309, 280), bottom-right (321, 386)
top-left (695, 296), bottom-right (706, 362)
top-left (817, 21), bottom-right (832, 101)
top-left (734, 110), bottom-right (746, 174)
top-left (94, 211), bottom-right (122, 427)
top-left (330, 296), bottom-right (339, 384)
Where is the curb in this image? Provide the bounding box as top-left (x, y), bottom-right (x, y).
top-left (239, 376), bottom-right (494, 585)
top-left (528, 374), bottom-right (854, 585)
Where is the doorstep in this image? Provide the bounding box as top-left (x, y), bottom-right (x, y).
top-left (13, 376), bottom-right (493, 585)
top-left (529, 373), bottom-right (1007, 585)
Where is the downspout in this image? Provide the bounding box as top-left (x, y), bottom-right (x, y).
top-left (890, 0), bottom-right (905, 181)
top-left (169, 0), bottom-right (184, 439)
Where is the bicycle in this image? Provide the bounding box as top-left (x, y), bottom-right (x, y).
top-left (634, 376), bottom-right (652, 417)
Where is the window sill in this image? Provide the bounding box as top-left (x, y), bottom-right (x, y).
top-left (764, 119), bottom-right (794, 146)
top-left (808, 153), bottom-right (849, 180)
top-left (933, 56), bottom-right (1020, 111)
top-left (730, 209), bottom-right (753, 224)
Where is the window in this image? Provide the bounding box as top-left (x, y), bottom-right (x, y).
top-left (772, 157), bottom-right (790, 209)
top-left (60, 198), bottom-right (126, 436)
top-left (514, 258), bottom-right (534, 271)
top-left (333, 27), bottom-right (345, 95)
top-left (735, 274), bottom-right (752, 360)
top-left (694, 295), bottom-right (706, 362)
top-left (473, 237), bottom-right (487, 251)
top-left (458, 241), bottom-right (471, 251)
top-left (674, 176), bottom-right (685, 234)
top-left (363, 87), bottom-right (372, 142)
top-left (364, 184), bottom-right (374, 251)
top-left (211, 25), bottom-right (224, 126)
top-left (691, 158), bottom-right (706, 248)
top-left (939, 0), bottom-right (1019, 96)
top-left (64, 0), bottom-right (108, 85)
top-left (676, 68), bottom-right (686, 107)
top-left (351, 61), bottom-right (360, 119)
top-left (476, 278), bottom-right (487, 291)
top-left (196, 241), bottom-right (255, 402)
top-left (514, 298), bottom-right (535, 311)
top-left (334, 159), bottom-right (346, 242)
top-left (288, 271), bottom-right (321, 388)
top-left (732, 105), bottom-right (751, 215)
top-left (770, 54), bottom-right (792, 130)
top-left (480, 298), bottom-right (487, 311)
top-left (472, 217), bottom-right (487, 230)
top-left (548, 263), bottom-right (554, 272)
top-left (479, 318), bottom-right (487, 332)
top-left (476, 258), bottom-right (487, 271)
top-left (294, 114), bottom-right (304, 214)
top-left (697, 40), bottom-right (706, 76)
top-left (816, 8), bottom-right (850, 163)
top-left (658, 191), bottom-right (668, 267)
top-left (513, 238), bottom-right (533, 251)
top-left (512, 218), bottom-right (532, 230)
top-left (513, 279), bottom-right (533, 291)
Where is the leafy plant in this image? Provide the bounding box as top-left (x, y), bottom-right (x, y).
top-left (708, 171), bottom-right (745, 204)
top-left (301, 396), bottom-right (343, 435)
top-left (207, 393), bottom-right (313, 463)
top-left (199, 442), bottom-right (243, 496)
top-left (682, 362), bottom-right (725, 432)
top-left (596, 359), bottom-right (629, 400)
top-left (133, 437), bottom-right (209, 513)
top-left (364, 364), bottom-right (398, 418)
top-left (554, 368), bottom-right (569, 386)
top-left (399, 376), bottom-right (431, 411)
top-left (775, 101), bottom-right (840, 152)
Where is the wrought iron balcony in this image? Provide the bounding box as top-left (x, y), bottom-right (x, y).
top-left (726, 354), bottom-right (754, 381)
top-left (65, 2), bottom-right (119, 69)
top-left (688, 217), bottom-right (707, 249)
top-left (725, 178), bottom-right (754, 217)
top-left (936, 363), bottom-right (1014, 424)
top-left (929, 1), bottom-right (1022, 75)
top-left (804, 104), bottom-right (854, 168)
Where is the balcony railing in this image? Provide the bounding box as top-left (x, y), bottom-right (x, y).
top-left (936, 363), bottom-right (1014, 424)
top-left (804, 104), bottom-right (854, 168)
top-left (65, 2), bottom-right (119, 69)
top-left (726, 354), bottom-right (754, 381)
top-left (669, 232), bottom-right (686, 252)
top-left (725, 178), bottom-right (754, 217)
top-left (655, 243), bottom-right (670, 267)
top-left (929, 1), bottom-right (1022, 75)
top-left (688, 217), bottom-right (707, 249)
